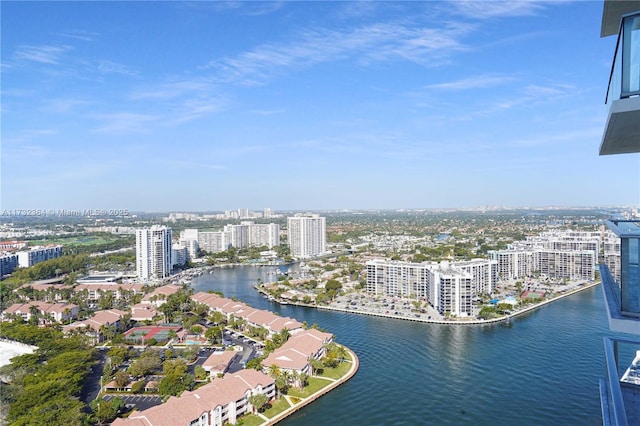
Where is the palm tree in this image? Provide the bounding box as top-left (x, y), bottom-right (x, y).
top-left (267, 364), bottom-right (281, 380)
top-left (290, 370), bottom-right (300, 389)
top-left (336, 344), bottom-right (348, 363)
top-left (309, 358), bottom-right (323, 376)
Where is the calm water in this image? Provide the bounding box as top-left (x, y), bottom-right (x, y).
top-left (191, 265), bottom-right (621, 426)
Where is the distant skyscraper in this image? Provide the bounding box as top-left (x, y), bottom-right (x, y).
top-left (287, 214), bottom-right (326, 259)
top-left (263, 208), bottom-right (272, 219)
top-left (136, 225), bottom-right (173, 279)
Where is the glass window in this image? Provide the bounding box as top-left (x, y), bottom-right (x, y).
top-left (622, 14), bottom-right (640, 95)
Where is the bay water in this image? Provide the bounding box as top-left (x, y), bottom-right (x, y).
top-left (191, 264), bottom-right (621, 426)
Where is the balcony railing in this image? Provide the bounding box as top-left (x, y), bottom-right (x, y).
top-left (600, 9), bottom-right (640, 155)
top-left (606, 12), bottom-right (640, 105)
top-left (600, 336), bottom-right (640, 426)
top-left (604, 219), bottom-right (640, 320)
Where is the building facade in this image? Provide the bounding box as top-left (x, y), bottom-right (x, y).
top-left (136, 225), bottom-right (173, 279)
top-left (365, 259), bottom-right (490, 317)
top-left (16, 245), bottom-right (62, 268)
top-left (287, 214), bottom-right (326, 259)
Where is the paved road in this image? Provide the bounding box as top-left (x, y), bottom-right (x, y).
top-left (79, 347), bottom-right (108, 412)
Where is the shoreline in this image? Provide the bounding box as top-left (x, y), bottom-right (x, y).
top-left (264, 345), bottom-right (359, 425)
top-left (256, 281), bottom-right (601, 326)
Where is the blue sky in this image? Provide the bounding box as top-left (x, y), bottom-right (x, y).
top-left (2, 1), bottom-right (638, 212)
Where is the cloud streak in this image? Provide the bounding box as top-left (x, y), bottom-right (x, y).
top-left (14, 44), bottom-right (72, 64)
top-left (206, 21), bottom-right (471, 85)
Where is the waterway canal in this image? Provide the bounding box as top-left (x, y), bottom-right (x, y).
top-left (191, 264), bottom-right (624, 426)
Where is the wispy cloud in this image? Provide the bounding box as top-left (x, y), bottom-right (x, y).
top-left (93, 112), bottom-right (159, 133)
top-left (425, 74), bottom-right (516, 90)
top-left (449, 0), bottom-right (547, 20)
top-left (55, 30), bottom-right (97, 42)
top-left (128, 79), bottom-right (227, 125)
top-left (167, 97), bottom-right (225, 125)
top-left (87, 59), bottom-right (138, 76)
top-left (250, 109), bottom-right (285, 116)
top-left (206, 21), bottom-right (471, 85)
top-left (3, 129), bottom-right (58, 146)
top-left (130, 80), bottom-right (213, 101)
top-left (44, 98), bottom-right (91, 114)
top-left (14, 44), bottom-right (72, 64)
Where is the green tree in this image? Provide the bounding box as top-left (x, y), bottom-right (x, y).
top-left (248, 393), bottom-right (269, 413)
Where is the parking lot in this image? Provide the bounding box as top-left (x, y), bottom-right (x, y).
top-left (103, 394), bottom-right (164, 412)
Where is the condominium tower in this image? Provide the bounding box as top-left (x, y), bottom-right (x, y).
top-left (287, 214), bottom-right (326, 259)
top-left (136, 225), bottom-right (173, 279)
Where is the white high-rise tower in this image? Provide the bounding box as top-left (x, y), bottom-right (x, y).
top-left (136, 225), bottom-right (173, 279)
top-left (287, 214), bottom-right (326, 259)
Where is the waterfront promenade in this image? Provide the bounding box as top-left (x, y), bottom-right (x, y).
top-left (256, 281), bottom-right (601, 326)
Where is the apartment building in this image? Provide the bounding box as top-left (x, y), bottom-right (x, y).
top-left (112, 369), bottom-right (275, 426)
top-left (287, 214), bottom-right (326, 259)
top-left (0, 253), bottom-right (19, 277)
top-left (365, 259), bottom-right (488, 317)
top-left (136, 225), bottom-right (173, 279)
top-left (17, 245), bottom-right (63, 268)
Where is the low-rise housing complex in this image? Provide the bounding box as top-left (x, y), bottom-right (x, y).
top-left (63, 309), bottom-right (128, 342)
top-left (191, 292), bottom-right (303, 336)
top-left (262, 328), bottom-right (333, 376)
top-left (1, 301), bottom-right (79, 323)
top-left (112, 369), bottom-right (276, 426)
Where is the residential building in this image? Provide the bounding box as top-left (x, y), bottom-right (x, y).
top-left (604, 231), bottom-right (622, 283)
top-left (191, 292), bottom-right (303, 337)
top-left (0, 240), bottom-right (27, 250)
top-left (454, 259), bottom-right (498, 295)
top-left (62, 309), bottom-right (127, 343)
top-left (199, 231), bottom-right (229, 253)
top-left (365, 259), bottom-right (489, 317)
top-left (262, 328), bottom-right (333, 376)
top-left (179, 228), bottom-right (200, 259)
top-left (287, 214), bottom-right (326, 259)
top-left (247, 222), bottom-right (280, 248)
top-left (136, 225), bottom-right (173, 279)
top-left (489, 246), bottom-right (596, 281)
top-left (597, 2), bottom-right (640, 424)
top-left (142, 284), bottom-right (182, 307)
top-left (0, 253), bottom-right (19, 277)
top-left (112, 369), bottom-right (275, 426)
top-left (171, 242), bottom-right (188, 267)
top-left (17, 245), bottom-right (62, 268)
top-left (197, 222), bottom-right (280, 254)
top-left (1, 301), bottom-right (79, 323)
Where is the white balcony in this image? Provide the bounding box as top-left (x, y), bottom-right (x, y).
top-left (600, 11), bottom-right (640, 156)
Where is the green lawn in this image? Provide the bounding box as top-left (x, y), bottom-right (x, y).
top-left (238, 414), bottom-right (265, 426)
top-left (286, 377), bottom-right (331, 398)
top-left (262, 397), bottom-right (291, 419)
top-left (29, 235), bottom-right (118, 246)
top-left (320, 358), bottom-right (352, 380)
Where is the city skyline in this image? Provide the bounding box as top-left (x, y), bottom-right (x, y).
top-left (3, 1), bottom-right (639, 211)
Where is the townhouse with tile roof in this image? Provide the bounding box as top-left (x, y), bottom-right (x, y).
top-left (112, 369), bottom-right (275, 426)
